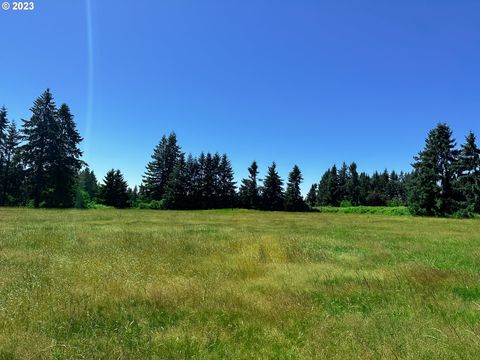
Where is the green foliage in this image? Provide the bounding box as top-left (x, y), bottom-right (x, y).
top-left (239, 161), bottom-right (260, 209)
top-left (99, 169), bottom-right (129, 208)
top-left (143, 132), bottom-right (182, 201)
top-left (340, 200), bottom-right (352, 207)
top-left (261, 162), bottom-right (284, 211)
top-left (20, 90), bottom-right (83, 208)
top-left (284, 165), bottom-right (307, 211)
top-left (318, 206), bottom-right (411, 216)
top-left (408, 123), bottom-right (457, 216)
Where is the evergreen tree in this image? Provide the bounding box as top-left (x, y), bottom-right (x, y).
top-left (100, 169), bottom-right (129, 208)
top-left (184, 154), bottom-right (200, 209)
top-left (127, 186), bottom-right (139, 208)
top-left (346, 162), bottom-right (360, 205)
top-left (51, 104), bottom-right (83, 207)
top-left (306, 184), bottom-right (317, 207)
top-left (0, 106), bottom-right (7, 176)
top-left (456, 132), bottom-right (480, 212)
top-left (408, 123), bottom-right (457, 215)
top-left (337, 162), bottom-right (349, 202)
top-left (261, 162), bottom-right (284, 210)
top-left (317, 168), bottom-right (331, 206)
top-left (217, 154), bottom-right (236, 208)
top-left (0, 106), bottom-right (9, 204)
top-left (1, 121), bottom-right (24, 205)
top-left (367, 171), bottom-right (388, 206)
top-left (164, 155), bottom-right (188, 209)
top-left (21, 89), bottom-right (60, 207)
top-left (326, 165), bottom-right (340, 206)
top-left (239, 161), bottom-right (260, 209)
top-left (284, 165), bottom-right (307, 211)
top-left (200, 152), bottom-right (216, 208)
top-left (143, 132), bottom-right (182, 200)
top-left (358, 172), bottom-right (370, 205)
top-left (78, 167), bottom-right (99, 201)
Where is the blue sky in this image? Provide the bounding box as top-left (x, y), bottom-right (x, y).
top-left (1, 0), bottom-right (480, 193)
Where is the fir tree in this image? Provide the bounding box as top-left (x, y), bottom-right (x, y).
top-left (21, 89), bottom-right (59, 207)
top-left (284, 165), bottom-right (307, 211)
top-left (239, 161), bottom-right (260, 209)
top-left (143, 132), bottom-right (182, 200)
top-left (184, 154), bottom-right (200, 209)
top-left (164, 155), bottom-right (188, 209)
top-left (51, 104), bottom-right (83, 207)
top-left (1, 121), bottom-right (24, 205)
top-left (346, 162), bottom-right (360, 205)
top-left (306, 184), bottom-right (317, 207)
top-left (261, 162), bottom-right (284, 211)
top-left (0, 106), bottom-right (9, 204)
top-left (326, 165), bottom-right (340, 206)
top-left (456, 132), bottom-right (480, 212)
top-left (317, 168), bottom-right (331, 206)
top-left (218, 154), bottom-right (236, 208)
top-left (100, 169), bottom-right (129, 208)
top-left (337, 162), bottom-right (349, 202)
top-left (408, 123), bottom-right (457, 216)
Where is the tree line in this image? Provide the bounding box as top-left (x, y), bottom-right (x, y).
top-left (1, 90), bottom-right (479, 216)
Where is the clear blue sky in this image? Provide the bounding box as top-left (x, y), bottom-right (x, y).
top-left (1, 0), bottom-right (480, 193)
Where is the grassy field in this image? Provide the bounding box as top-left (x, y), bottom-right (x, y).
top-left (1, 209), bottom-right (480, 359)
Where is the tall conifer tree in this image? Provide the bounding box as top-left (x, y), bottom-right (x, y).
top-left (284, 165), bottom-right (306, 211)
top-left (239, 161), bottom-right (260, 209)
top-left (261, 162), bottom-right (284, 211)
top-left (408, 123), bottom-right (457, 215)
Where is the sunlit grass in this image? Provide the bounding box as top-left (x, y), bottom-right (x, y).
top-left (1, 208), bottom-right (479, 358)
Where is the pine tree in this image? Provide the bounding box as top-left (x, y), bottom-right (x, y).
top-left (0, 106), bottom-right (9, 204)
top-left (456, 132), bottom-right (480, 212)
top-left (317, 168), bottom-right (331, 206)
top-left (164, 155), bottom-right (188, 209)
top-left (1, 121), bottom-right (24, 205)
top-left (143, 132), bottom-right (182, 200)
top-left (200, 152), bottom-right (216, 209)
top-left (326, 165), bottom-right (340, 206)
top-left (239, 161), bottom-right (260, 209)
top-left (21, 89), bottom-right (60, 207)
top-left (261, 162), bottom-right (284, 211)
top-left (337, 162), bottom-right (349, 202)
top-left (346, 162), bottom-right (360, 205)
top-left (184, 154), bottom-right (200, 209)
top-left (284, 165), bottom-right (307, 211)
top-left (408, 123), bottom-right (457, 216)
top-left (100, 169), bottom-right (129, 208)
top-left (51, 104), bottom-right (83, 207)
top-left (306, 184), bottom-right (317, 207)
top-left (218, 154), bottom-right (236, 208)
top-left (358, 172), bottom-right (370, 205)
top-left (127, 186), bottom-right (139, 208)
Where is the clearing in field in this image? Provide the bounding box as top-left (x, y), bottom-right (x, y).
top-left (1, 208), bottom-right (480, 359)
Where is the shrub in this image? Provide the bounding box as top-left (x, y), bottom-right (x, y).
top-left (340, 200), bottom-right (352, 208)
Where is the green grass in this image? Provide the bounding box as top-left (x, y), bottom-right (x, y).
top-left (317, 205), bottom-right (412, 216)
top-left (1, 208), bottom-right (479, 359)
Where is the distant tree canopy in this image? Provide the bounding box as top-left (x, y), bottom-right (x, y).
top-left (1, 91), bottom-right (479, 216)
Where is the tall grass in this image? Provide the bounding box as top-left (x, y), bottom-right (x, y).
top-left (0, 208), bottom-right (479, 358)
top-left (317, 206), bottom-right (412, 216)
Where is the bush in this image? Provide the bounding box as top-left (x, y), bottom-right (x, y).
top-left (340, 200), bottom-right (352, 208)
top-left (318, 206), bottom-right (411, 216)
top-left (137, 200), bottom-right (166, 210)
top-left (149, 200), bottom-right (165, 210)
top-left (387, 199), bottom-right (403, 207)
top-left (451, 209), bottom-right (475, 219)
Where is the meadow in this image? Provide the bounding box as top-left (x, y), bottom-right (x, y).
top-left (1, 208), bottom-right (480, 359)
